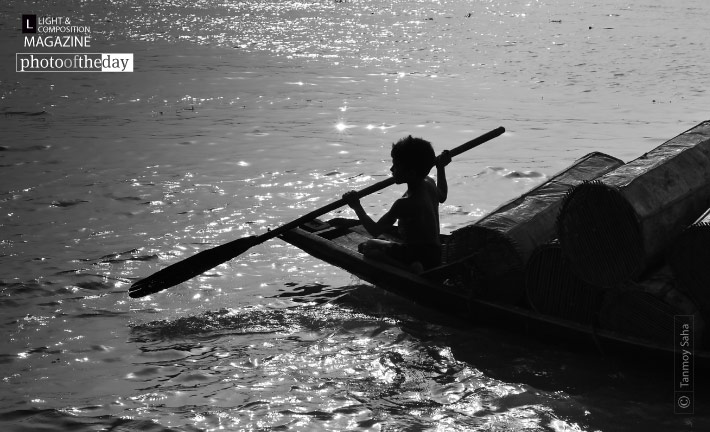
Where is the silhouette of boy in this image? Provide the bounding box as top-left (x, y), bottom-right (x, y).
top-left (343, 136), bottom-right (451, 272)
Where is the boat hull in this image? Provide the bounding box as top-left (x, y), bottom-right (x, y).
top-left (280, 218), bottom-right (709, 367)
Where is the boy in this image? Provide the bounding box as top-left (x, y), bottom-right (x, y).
top-left (343, 136), bottom-right (451, 272)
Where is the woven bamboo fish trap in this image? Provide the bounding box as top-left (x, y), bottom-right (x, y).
top-left (669, 208), bottom-right (710, 319)
top-left (558, 121), bottom-right (710, 288)
top-left (598, 268), bottom-right (705, 344)
top-left (446, 152), bottom-right (623, 304)
top-left (525, 242), bottom-right (604, 324)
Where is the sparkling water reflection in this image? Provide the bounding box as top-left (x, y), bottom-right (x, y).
top-left (125, 299), bottom-right (557, 430)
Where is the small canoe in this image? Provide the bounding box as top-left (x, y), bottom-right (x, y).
top-left (280, 217), bottom-right (710, 367)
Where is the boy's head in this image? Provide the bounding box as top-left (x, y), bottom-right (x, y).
top-left (390, 136), bottom-right (435, 182)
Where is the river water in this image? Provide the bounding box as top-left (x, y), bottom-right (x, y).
top-left (1, 0), bottom-right (709, 430)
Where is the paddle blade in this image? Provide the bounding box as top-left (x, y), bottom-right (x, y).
top-left (128, 236), bottom-right (258, 298)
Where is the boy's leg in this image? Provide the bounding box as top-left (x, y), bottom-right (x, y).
top-left (359, 239), bottom-right (404, 267)
top-left (358, 239), bottom-right (424, 273)
top-left (358, 239), bottom-right (393, 259)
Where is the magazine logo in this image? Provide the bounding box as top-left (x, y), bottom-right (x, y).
top-left (18, 14), bottom-right (133, 72)
top-left (22, 14), bottom-right (91, 48)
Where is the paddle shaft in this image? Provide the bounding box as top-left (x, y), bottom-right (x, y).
top-left (263, 126), bottom-right (505, 241)
top-left (129, 127), bottom-right (504, 297)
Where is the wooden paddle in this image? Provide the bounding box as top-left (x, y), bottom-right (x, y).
top-left (128, 126), bottom-right (505, 298)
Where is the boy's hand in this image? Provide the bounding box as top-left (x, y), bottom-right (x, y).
top-left (342, 191), bottom-right (362, 209)
top-left (436, 150), bottom-right (452, 168)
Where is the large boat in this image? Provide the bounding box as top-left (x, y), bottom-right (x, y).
top-left (280, 217), bottom-right (709, 367)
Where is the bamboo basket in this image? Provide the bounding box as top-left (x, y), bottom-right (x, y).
top-left (558, 121), bottom-right (710, 288)
top-left (525, 242), bottom-right (604, 324)
top-left (446, 152), bottom-right (623, 304)
top-left (669, 208), bottom-right (710, 321)
top-left (598, 268), bottom-right (705, 345)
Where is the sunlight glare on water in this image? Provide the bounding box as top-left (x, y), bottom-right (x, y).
top-left (125, 301), bottom-right (564, 431)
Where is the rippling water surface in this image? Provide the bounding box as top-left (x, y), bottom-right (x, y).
top-left (1, 0), bottom-right (709, 430)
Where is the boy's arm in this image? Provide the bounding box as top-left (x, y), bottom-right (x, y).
top-left (435, 150), bottom-right (451, 203)
top-left (343, 191), bottom-right (397, 237)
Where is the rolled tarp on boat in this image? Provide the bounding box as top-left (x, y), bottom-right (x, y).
top-left (598, 268), bottom-right (705, 345)
top-left (669, 208), bottom-right (710, 318)
top-left (557, 120), bottom-right (710, 288)
top-left (446, 152), bottom-right (623, 303)
top-left (525, 242), bottom-right (604, 324)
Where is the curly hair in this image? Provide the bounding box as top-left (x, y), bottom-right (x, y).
top-left (390, 135), bottom-right (435, 179)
